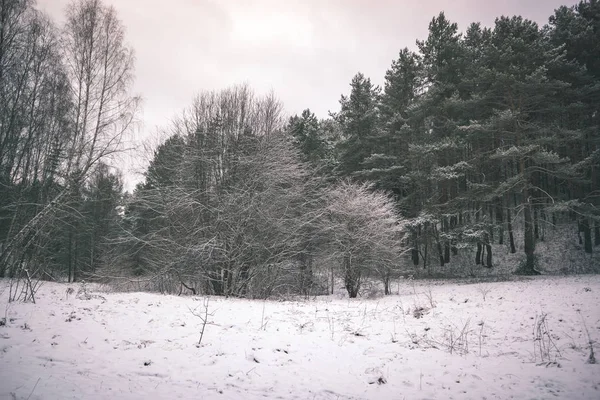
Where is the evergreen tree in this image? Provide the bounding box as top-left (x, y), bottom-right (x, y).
top-left (146, 135), bottom-right (186, 189)
top-left (404, 12), bottom-right (467, 268)
top-left (360, 48), bottom-right (421, 198)
top-left (81, 163), bottom-right (123, 275)
top-left (334, 73), bottom-right (381, 176)
top-left (465, 16), bottom-right (580, 273)
top-left (288, 109), bottom-right (328, 164)
top-left (549, 0), bottom-right (600, 251)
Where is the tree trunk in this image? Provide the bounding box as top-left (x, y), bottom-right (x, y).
top-left (520, 202), bottom-right (539, 275)
top-left (444, 242), bottom-right (450, 264)
top-left (343, 255), bottom-right (360, 298)
top-left (443, 218), bottom-right (450, 264)
top-left (68, 229), bottom-right (73, 283)
top-left (298, 252), bottom-right (313, 296)
top-left (534, 206), bottom-right (540, 240)
top-left (595, 223), bottom-right (600, 247)
top-left (485, 243), bottom-right (492, 268)
top-left (224, 266), bottom-right (233, 296)
top-left (423, 237), bottom-right (428, 270)
top-left (450, 215), bottom-right (458, 255)
top-left (506, 206), bottom-right (516, 254)
top-left (383, 272), bottom-right (390, 295)
top-left (210, 267), bottom-right (224, 295)
top-left (239, 264), bottom-right (250, 296)
top-left (411, 230), bottom-right (419, 266)
top-left (73, 229), bottom-right (79, 282)
top-left (496, 201), bottom-right (504, 245)
top-left (330, 266), bottom-right (334, 295)
top-left (489, 207), bottom-right (494, 243)
top-left (435, 225), bottom-right (444, 267)
top-left (475, 208), bottom-right (482, 265)
top-left (306, 255), bottom-right (313, 295)
top-left (475, 242), bottom-right (482, 265)
top-left (90, 231), bottom-right (95, 273)
top-left (582, 218), bottom-right (593, 254)
top-left (517, 139), bottom-right (538, 274)
top-left (481, 243), bottom-right (486, 266)
top-left (411, 248), bottom-right (419, 266)
top-left (539, 208), bottom-right (546, 242)
top-left (298, 253), bottom-right (307, 294)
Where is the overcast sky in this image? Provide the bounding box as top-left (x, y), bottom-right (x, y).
top-left (36, 0), bottom-right (578, 188)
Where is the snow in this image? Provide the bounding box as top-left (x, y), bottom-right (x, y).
top-left (1, 276), bottom-right (599, 400)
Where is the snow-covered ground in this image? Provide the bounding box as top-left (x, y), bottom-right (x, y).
top-left (1, 276), bottom-right (599, 400)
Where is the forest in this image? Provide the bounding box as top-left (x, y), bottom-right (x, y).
top-left (1, 0), bottom-right (599, 301)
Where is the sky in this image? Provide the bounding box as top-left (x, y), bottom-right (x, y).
top-left (36, 0), bottom-right (579, 188)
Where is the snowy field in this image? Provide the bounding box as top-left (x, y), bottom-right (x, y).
top-left (1, 276), bottom-right (599, 400)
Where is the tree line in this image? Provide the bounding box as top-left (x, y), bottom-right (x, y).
top-left (0, 0), bottom-right (136, 299)
top-left (289, 2), bottom-right (600, 275)
top-left (0, 0), bottom-right (598, 300)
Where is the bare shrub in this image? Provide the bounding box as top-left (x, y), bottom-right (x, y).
top-left (477, 285), bottom-right (492, 301)
top-left (578, 311), bottom-right (596, 364)
top-left (532, 313), bottom-right (561, 364)
top-left (423, 288), bottom-right (436, 308)
top-left (412, 305), bottom-right (430, 319)
top-left (65, 287), bottom-right (75, 300)
top-left (440, 319), bottom-right (472, 355)
top-left (405, 329), bottom-right (422, 346)
top-left (8, 269), bottom-right (43, 303)
top-left (361, 281), bottom-right (384, 299)
top-left (76, 280), bottom-right (91, 300)
top-left (326, 309), bottom-right (335, 341)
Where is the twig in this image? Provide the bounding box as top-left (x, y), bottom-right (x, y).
top-left (188, 297), bottom-right (215, 346)
top-left (478, 321), bottom-right (485, 356)
top-left (477, 285), bottom-right (492, 302)
top-left (424, 288), bottom-right (435, 309)
top-left (578, 310), bottom-right (596, 364)
top-left (26, 378), bottom-right (40, 400)
top-left (260, 300), bottom-right (268, 331)
top-left (326, 310), bottom-right (335, 341)
top-left (533, 312), bottom-right (561, 363)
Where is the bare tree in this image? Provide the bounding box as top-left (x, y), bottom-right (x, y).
top-left (103, 86), bottom-right (327, 298)
top-left (58, 0), bottom-right (138, 282)
top-left (324, 181), bottom-right (406, 297)
top-left (213, 133), bottom-right (323, 298)
top-left (62, 0), bottom-right (138, 180)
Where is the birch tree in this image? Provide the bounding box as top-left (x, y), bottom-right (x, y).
top-left (0, 0), bottom-right (138, 290)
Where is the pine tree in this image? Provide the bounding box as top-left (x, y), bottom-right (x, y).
top-left (465, 16), bottom-right (580, 273)
top-left (287, 109), bottom-right (328, 164)
top-left (146, 135), bottom-right (186, 189)
top-left (334, 73), bottom-right (381, 177)
top-left (360, 48), bottom-right (421, 198)
top-left (404, 12), bottom-right (468, 268)
top-left (549, 1), bottom-right (600, 252)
